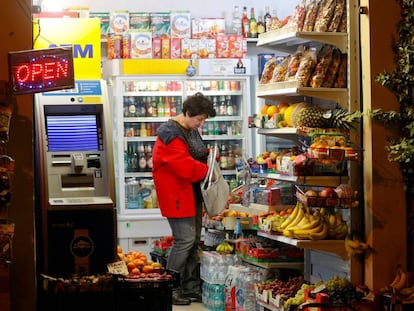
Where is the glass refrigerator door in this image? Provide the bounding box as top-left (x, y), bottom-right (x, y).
top-left (184, 77), bottom-right (250, 190)
top-left (116, 78), bottom-right (184, 215)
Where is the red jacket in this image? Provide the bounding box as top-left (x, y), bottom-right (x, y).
top-left (152, 136), bottom-right (208, 218)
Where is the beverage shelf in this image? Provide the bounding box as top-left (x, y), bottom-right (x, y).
top-left (257, 230), bottom-right (348, 260)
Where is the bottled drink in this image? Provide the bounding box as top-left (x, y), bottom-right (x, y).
top-left (146, 144), bottom-right (153, 171)
top-left (212, 96), bottom-right (219, 114)
top-left (225, 96), bottom-right (233, 116)
top-left (128, 96), bottom-right (136, 117)
top-left (220, 143), bottom-right (228, 169)
top-left (219, 95), bottom-right (226, 116)
top-left (151, 96), bottom-right (158, 117)
top-left (125, 177), bottom-right (139, 209)
top-left (137, 97), bottom-right (146, 117)
top-left (170, 97), bottom-right (177, 116)
top-left (241, 6), bottom-right (250, 38)
top-left (123, 97), bottom-right (130, 117)
top-left (157, 97), bottom-right (165, 117)
top-left (257, 16), bottom-right (265, 35)
top-left (128, 143), bottom-right (138, 172)
top-left (270, 9), bottom-right (280, 30)
top-left (176, 97), bottom-right (182, 114)
top-left (264, 6), bottom-right (272, 32)
top-left (232, 6), bottom-right (242, 35)
top-left (138, 143), bottom-right (147, 172)
top-left (249, 8), bottom-right (258, 38)
top-left (139, 123), bottom-right (147, 137)
top-left (164, 96), bottom-right (171, 117)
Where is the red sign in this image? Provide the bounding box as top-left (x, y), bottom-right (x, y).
top-left (8, 47), bottom-right (75, 95)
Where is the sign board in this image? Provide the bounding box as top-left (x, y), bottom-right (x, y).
top-left (33, 18), bottom-right (102, 80)
top-left (8, 48), bottom-right (75, 95)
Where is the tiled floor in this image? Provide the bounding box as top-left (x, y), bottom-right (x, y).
top-left (173, 302), bottom-right (208, 310)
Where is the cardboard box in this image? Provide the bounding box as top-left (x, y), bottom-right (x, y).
top-left (181, 38), bottom-right (198, 59)
top-left (170, 11), bottom-right (191, 38)
top-left (150, 12), bottom-right (171, 38)
top-left (152, 37), bottom-right (162, 58)
top-left (129, 12), bottom-right (150, 30)
top-left (170, 38), bottom-right (181, 59)
top-left (89, 12), bottom-right (110, 39)
top-left (129, 31), bottom-right (152, 59)
top-left (192, 18), bottom-right (225, 39)
top-left (109, 11), bottom-right (129, 34)
top-left (198, 38), bottom-right (216, 58)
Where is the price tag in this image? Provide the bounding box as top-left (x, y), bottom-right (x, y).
top-left (107, 261), bottom-right (129, 275)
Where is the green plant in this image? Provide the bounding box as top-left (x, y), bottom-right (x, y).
top-left (374, 0), bottom-right (414, 191)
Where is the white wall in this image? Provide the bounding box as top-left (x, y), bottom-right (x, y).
top-left (37, 0), bottom-right (298, 31)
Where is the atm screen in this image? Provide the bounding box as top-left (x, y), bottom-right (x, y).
top-left (46, 114), bottom-right (100, 152)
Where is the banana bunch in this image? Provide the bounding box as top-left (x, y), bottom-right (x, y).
top-left (216, 241), bottom-right (234, 254)
top-left (280, 203), bottom-right (329, 240)
top-left (379, 265), bottom-right (414, 303)
top-left (326, 210), bottom-right (348, 240)
top-left (344, 233), bottom-right (370, 256)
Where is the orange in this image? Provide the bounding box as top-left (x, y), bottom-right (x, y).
top-left (127, 262), bottom-right (136, 272)
top-left (142, 265), bottom-right (154, 273)
top-left (261, 103), bottom-right (270, 115)
top-left (117, 245), bottom-right (123, 254)
top-left (266, 105), bottom-right (279, 117)
top-left (133, 259), bottom-right (145, 267)
top-left (131, 267), bottom-right (140, 275)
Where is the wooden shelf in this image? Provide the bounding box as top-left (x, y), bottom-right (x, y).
top-left (257, 26), bottom-right (348, 53)
top-left (257, 230), bottom-right (348, 260)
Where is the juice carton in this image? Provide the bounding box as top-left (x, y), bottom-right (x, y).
top-left (170, 38), bottom-right (181, 59)
top-left (129, 31), bottom-right (152, 59)
top-left (170, 11), bottom-right (191, 39)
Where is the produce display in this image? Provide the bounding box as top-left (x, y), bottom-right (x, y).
top-left (116, 247), bottom-right (166, 278)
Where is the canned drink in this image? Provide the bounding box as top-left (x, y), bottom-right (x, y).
top-left (218, 80), bottom-right (224, 90)
top-left (224, 80), bottom-right (230, 91)
top-left (230, 81), bottom-right (239, 91)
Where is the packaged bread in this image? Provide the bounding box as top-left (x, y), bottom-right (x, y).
top-left (337, 5), bottom-right (347, 32)
top-left (302, 0), bottom-right (321, 32)
top-left (295, 48), bottom-right (317, 87)
top-left (285, 45), bottom-right (305, 80)
top-left (314, 0), bottom-right (336, 32)
top-left (310, 45), bottom-right (334, 88)
top-left (328, 0), bottom-right (346, 32)
top-left (288, 0), bottom-right (307, 31)
top-left (333, 54), bottom-right (347, 88)
top-left (259, 57), bottom-right (277, 84)
top-left (322, 48), bottom-right (342, 87)
top-left (271, 55), bottom-right (291, 82)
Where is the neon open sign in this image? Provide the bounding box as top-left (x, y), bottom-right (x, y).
top-left (8, 47), bottom-right (75, 95)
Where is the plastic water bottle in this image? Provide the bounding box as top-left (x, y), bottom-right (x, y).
top-left (232, 6), bottom-right (242, 35)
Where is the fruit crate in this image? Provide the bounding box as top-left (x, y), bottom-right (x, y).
top-left (112, 272), bottom-right (179, 311)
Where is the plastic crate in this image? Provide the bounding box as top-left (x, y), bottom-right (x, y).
top-left (113, 275), bottom-right (176, 311)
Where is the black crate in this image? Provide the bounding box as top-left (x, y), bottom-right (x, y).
top-left (113, 277), bottom-right (173, 311)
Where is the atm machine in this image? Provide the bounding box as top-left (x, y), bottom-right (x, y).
top-left (34, 80), bottom-right (117, 277)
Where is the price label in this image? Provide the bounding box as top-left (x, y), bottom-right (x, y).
top-left (107, 261), bottom-right (129, 275)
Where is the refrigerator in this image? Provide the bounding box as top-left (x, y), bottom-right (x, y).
top-left (103, 59), bottom-right (252, 255)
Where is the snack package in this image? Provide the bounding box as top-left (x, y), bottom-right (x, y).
top-left (288, 0), bottom-right (307, 31)
top-left (337, 5), bottom-right (348, 32)
top-left (328, 0), bottom-right (346, 32)
top-left (333, 54), bottom-right (347, 88)
top-left (322, 48), bottom-right (342, 87)
top-left (310, 45), bottom-right (334, 88)
top-left (271, 55), bottom-right (291, 82)
top-left (259, 57), bottom-right (277, 84)
top-left (302, 0), bottom-right (321, 32)
top-left (295, 48), bottom-right (317, 87)
top-left (314, 0), bottom-right (336, 32)
top-left (285, 45), bottom-right (305, 80)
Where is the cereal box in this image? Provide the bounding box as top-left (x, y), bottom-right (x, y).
top-left (198, 38), bottom-right (216, 58)
top-left (152, 38), bottom-right (162, 59)
top-left (89, 12), bottom-right (110, 39)
top-left (181, 38), bottom-right (199, 59)
top-left (129, 12), bottom-right (150, 30)
top-left (170, 11), bottom-right (191, 39)
top-left (170, 38), bottom-right (181, 59)
top-left (129, 31), bottom-right (152, 59)
top-left (109, 11), bottom-right (129, 34)
top-left (192, 18), bottom-right (225, 39)
top-left (150, 12), bottom-right (171, 38)
top-left (216, 34), bottom-right (230, 58)
top-left (161, 38), bottom-right (170, 59)
top-left (228, 34), bottom-right (247, 58)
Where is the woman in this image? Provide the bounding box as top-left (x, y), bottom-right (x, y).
top-left (152, 92), bottom-right (216, 305)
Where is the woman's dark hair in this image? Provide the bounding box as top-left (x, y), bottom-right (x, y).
top-left (182, 92), bottom-right (216, 118)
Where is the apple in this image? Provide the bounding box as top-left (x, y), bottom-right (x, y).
top-left (305, 190), bottom-right (318, 197)
top-left (319, 187), bottom-right (336, 198)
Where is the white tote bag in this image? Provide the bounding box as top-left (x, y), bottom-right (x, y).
top-left (201, 146), bottom-right (229, 217)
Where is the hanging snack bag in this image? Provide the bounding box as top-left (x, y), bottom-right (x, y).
top-left (295, 47), bottom-right (317, 87)
top-left (314, 0), bottom-right (336, 32)
top-left (285, 45), bottom-right (305, 81)
top-left (259, 57), bottom-right (277, 84)
top-left (328, 0), bottom-right (346, 32)
top-left (322, 48), bottom-right (342, 87)
top-left (302, 0), bottom-right (321, 32)
top-left (271, 55), bottom-right (291, 82)
top-left (310, 45), bottom-right (334, 88)
top-left (337, 6), bottom-right (348, 32)
top-left (288, 0), bottom-right (307, 31)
